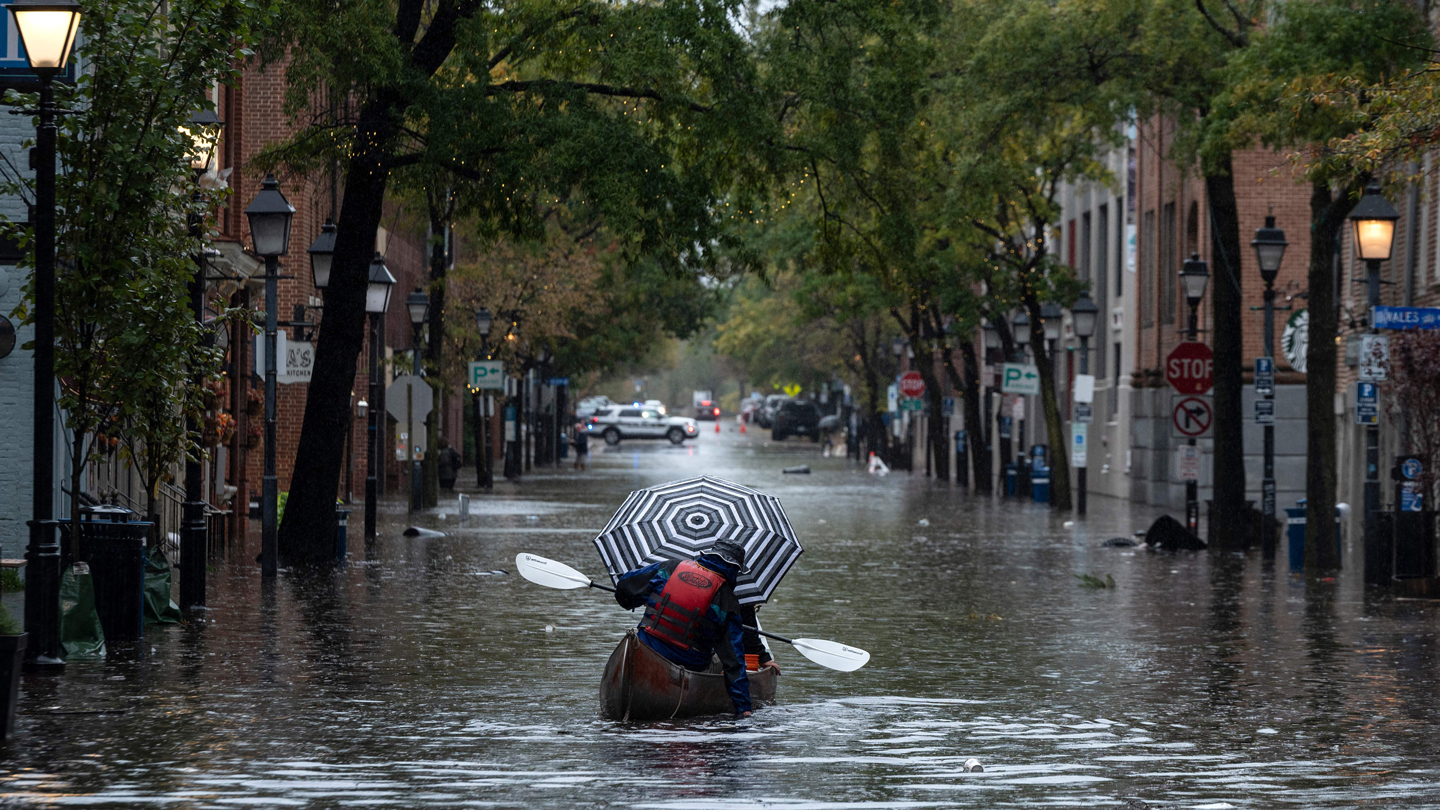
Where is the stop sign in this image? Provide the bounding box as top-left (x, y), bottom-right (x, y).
top-left (1166, 342), bottom-right (1213, 394)
top-left (899, 371), bottom-right (926, 399)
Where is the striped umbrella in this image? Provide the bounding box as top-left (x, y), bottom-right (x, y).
top-left (593, 476), bottom-right (803, 605)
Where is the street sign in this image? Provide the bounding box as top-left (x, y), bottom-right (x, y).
top-left (783, 383), bottom-right (803, 397)
top-left (998, 416), bottom-right (1012, 439)
top-left (899, 371), bottom-right (926, 399)
top-left (387, 374), bottom-right (433, 460)
top-left (941, 397), bottom-right (955, 417)
top-left (1402, 457), bottom-right (1423, 480)
top-left (1011, 396), bottom-right (1026, 419)
top-left (1358, 334), bottom-right (1390, 381)
top-left (1165, 342), bottom-right (1213, 394)
top-left (900, 398), bottom-right (924, 411)
top-left (1400, 457), bottom-right (1424, 512)
top-left (1373, 305), bottom-right (1440, 330)
top-left (1355, 381), bottom-right (1379, 425)
top-left (1178, 444), bottom-right (1200, 481)
top-left (887, 383), bottom-right (898, 413)
top-left (1254, 357), bottom-right (1274, 397)
top-left (1170, 394), bottom-right (1214, 438)
top-left (548, 377), bottom-right (570, 386)
top-left (253, 330), bottom-right (287, 377)
top-left (1000, 363), bottom-right (1041, 395)
top-left (1073, 374), bottom-right (1095, 404)
top-left (1073, 403), bottom-right (1093, 423)
top-left (468, 360), bottom-right (504, 390)
top-left (1254, 399), bottom-right (1275, 425)
top-left (1070, 422), bottom-right (1087, 468)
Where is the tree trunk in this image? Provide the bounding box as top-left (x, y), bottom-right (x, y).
top-left (959, 341), bottom-right (990, 493)
top-left (422, 205), bottom-right (449, 508)
top-left (1305, 181), bottom-right (1352, 570)
top-left (922, 363), bottom-right (949, 481)
top-left (278, 100), bottom-right (396, 567)
top-left (1205, 160), bottom-right (1248, 550)
top-left (1023, 295), bottom-right (1072, 510)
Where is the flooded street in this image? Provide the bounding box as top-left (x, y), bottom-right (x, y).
top-left (3, 427), bottom-right (1439, 808)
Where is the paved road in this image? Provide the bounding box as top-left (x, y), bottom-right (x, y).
top-left (2, 423), bottom-right (1437, 807)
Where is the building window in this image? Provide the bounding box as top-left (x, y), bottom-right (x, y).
top-left (1095, 206), bottom-right (1107, 380)
top-left (1116, 195), bottom-right (1125, 298)
top-left (1069, 218), bottom-right (1077, 268)
top-left (1186, 201), bottom-right (1199, 257)
top-left (1081, 211), bottom-right (1092, 281)
top-left (1111, 342), bottom-right (1121, 414)
top-left (1161, 201), bottom-right (1177, 325)
top-left (1141, 209), bottom-right (1155, 327)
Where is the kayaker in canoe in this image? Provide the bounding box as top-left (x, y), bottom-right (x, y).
top-left (614, 540), bottom-right (753, 717)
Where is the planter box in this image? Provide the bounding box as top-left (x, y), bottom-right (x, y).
top-left (0, 633), bottom-right (27, 740)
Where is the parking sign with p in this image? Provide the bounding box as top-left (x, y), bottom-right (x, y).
top-left (468, 360), bottom-right (504, 390)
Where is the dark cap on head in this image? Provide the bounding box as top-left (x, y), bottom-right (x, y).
top-left (708, 540), bottom-right (746, 569)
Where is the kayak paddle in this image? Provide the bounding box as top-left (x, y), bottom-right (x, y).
top-left (514, 552), bottom-right (871, 672)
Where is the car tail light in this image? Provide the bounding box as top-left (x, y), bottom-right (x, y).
top-left (713, 408), bottom-right (720, 416)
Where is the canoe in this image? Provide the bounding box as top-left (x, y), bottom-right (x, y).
top-left (599, 629), bottom-right (777, 721)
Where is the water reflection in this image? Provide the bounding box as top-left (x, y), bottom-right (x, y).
top-left (1, 432), bottom-right (1437, 807)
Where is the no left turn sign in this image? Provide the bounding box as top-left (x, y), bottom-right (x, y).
top-left (1171, 395), bottom-right (1213, 438)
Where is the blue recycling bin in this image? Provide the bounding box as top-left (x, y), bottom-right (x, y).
top-left (1005, 463), bottom-right (1018, 497)
top-left (1286, 499), bottom-right (1343, 571)
top-left (1031, 465), bottom-right (1050, 504)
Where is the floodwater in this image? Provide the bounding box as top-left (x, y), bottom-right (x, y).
top-left (2, 427), bottom-right (1439, 808)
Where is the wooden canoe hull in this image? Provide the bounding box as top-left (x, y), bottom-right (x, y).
top-left (599, 630), bottom-right (777, 721)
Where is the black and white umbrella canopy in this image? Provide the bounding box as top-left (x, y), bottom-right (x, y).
top-left (593, 476), bottom-right (803, 605)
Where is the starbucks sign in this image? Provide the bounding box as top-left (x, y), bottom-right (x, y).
top-left (1282, 309), bottom-right (1308, 373)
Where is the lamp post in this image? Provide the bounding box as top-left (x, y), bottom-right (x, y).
top-left (14, 0), bottom-right (81, 667)
top-left (473, 308), bottom-right (493, 490)
top-left (1348, 183), bottom-right (1400, 562)
top-left (180, 107), bottom-right (223, 610)
top-left (1179, 253), bottom-right (1210, 534)
top-left (363, 254), bottom-right (395, 538)
top-left (1251, 217), bottom-right (1288, 556)
top-left (244, 174), bottom-right (295, 579)
top-left (1040, 302), bottom-right (1062, 359)
top-left (1013, 313), bottom-right (1031, 457)
top-left (1070, 294), bottom-right (1098, 516)
top-left (406, 288), bottom-right (430, 512)
top-left (536, 346), bottom-right (554, 465)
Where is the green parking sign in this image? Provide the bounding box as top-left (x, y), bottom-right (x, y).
top-left (468, 360), bottom-right (504, 390)
top-left (1000, 363), bottom-right (1040, 395)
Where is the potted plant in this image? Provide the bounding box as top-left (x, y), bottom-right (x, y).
top-left (0, 601), bottom-right (26, 741)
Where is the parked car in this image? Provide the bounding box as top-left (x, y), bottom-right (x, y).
top-left (772, 399), bottom-right (822, 442)
top-left (754, 394), bottom-right (790, 429)
top-left (695, 399), bottom-right (722, 421)
top-left (739, 398), bottom-right (762, 423)
top-left (576, 396), bottom-right (614, 419)
top-left (587, 407), bottom-right (699, 445)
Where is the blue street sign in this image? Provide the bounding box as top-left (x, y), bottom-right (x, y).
top-left (1355, 382), bottom-right (1379, 426)
top-left (1254, 357), bottom-right (1274, 397)
top-left (548, 377), bottom-right (570, 386)
top-left (1401, 483), bottom-right (1424, 513)
top-left (1402, 458), bottom-right (1423, 480)
top-left (942, 397), bottom-right (955, 417)
top-left (1373, 306), bottom-right (1440, 330)
top-left (1254, 399), bottom-right (1275, 425)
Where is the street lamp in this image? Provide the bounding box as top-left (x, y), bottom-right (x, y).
top-left (1070, 294), bottom-right (1098, 517)
top-left (473, 307), bottom-right (493, 490)
top-left (1040, 303), bottom-right (1062, 344)
top-left (179, 107), bottom-right (223, 611)
top-left (1013, 312), bottom-right (1031, 358)
top-left (1250, 219), bottom-right (1288, 557)
top-left (14, 0), bottom-right (81, 668)
top-left (363, 254), bottom-right (395, 539)
top-left (1179, 253), bottom-right (1209, 533)
top-left (982, 320), bottom-right (999, 351)
top-left (1349, 183), bottom-right (1400, 566)
top-left (244, 174), bottom-right (295, 579)
top-left (307, 219), bottom-right (337, 291)
top-left (406, 288), bottom-right (429, 511)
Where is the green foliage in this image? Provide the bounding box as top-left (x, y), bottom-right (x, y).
top-left (1, 0), bottom-right (272, 519)
top-left (0, 602), bottom-right (20, 636)
top-left (0, 570), bottom-right (23, 593)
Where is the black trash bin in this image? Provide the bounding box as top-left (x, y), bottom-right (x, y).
top-left (78, 506), bottom-right (150, 643)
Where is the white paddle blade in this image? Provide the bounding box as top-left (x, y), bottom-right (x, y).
top-left (791, 638), bottom-right (871, 672)
top-left (515, 553), bottom-right (594, 590)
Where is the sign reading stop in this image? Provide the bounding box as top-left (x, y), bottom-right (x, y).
top-left (1166, 342), bottom-right (1213, 394)
top-left (899, 371), bottom-right (926, 399)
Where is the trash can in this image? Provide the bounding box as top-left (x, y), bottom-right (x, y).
top-left (1285, 499), bottom-right (1343, 571)
top-left (1005, 463), bottom-right (1018, 498)
top-left (79, 506), bottom-right (150, 643)
top-left (336, 507), bottom-right (351, 562)
top-left (1031, 464), bottom-right (1050, 504)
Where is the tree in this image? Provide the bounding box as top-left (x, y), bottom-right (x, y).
top-left (266, 0), bottom-right (775, 564)
top-left (2, 0), bottom-right (266, 532)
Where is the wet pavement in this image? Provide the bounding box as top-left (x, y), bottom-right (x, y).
top-left (2, 425), bottom-right (1439, 807)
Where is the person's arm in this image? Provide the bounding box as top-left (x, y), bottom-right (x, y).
top-left (717, 609), bottom-right (752, 716)
top-left (614, 561), bottom-right (667, 611)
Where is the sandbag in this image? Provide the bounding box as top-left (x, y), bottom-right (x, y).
top-left (1144, 515), bottom-right (1207, 551)
top-left (143, 548), bottom-right (182, 625)
top-left (60, 563), bottom-right (106, 660)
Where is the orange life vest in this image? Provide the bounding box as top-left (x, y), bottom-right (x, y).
top-left (639, 560), bottom-right (725, 650)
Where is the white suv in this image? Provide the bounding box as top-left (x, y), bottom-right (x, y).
top-left (586, 407), bottom-right (699, 445)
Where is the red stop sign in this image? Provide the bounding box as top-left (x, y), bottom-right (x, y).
top-left (899, 371), bottom-right (926, 398)
top-left (1166, 342), bottom-right (1213, 394)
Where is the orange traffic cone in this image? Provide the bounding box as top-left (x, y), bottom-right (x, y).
top-left (715, 421), bottom-right (721, 433)
top-left (740, 419), bottom-right (746, 433)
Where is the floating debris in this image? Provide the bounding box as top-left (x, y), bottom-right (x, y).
top-left (963, 758), bottom-right (983, 772)
top-left (1075, 572), bottom-right (1116, 589)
